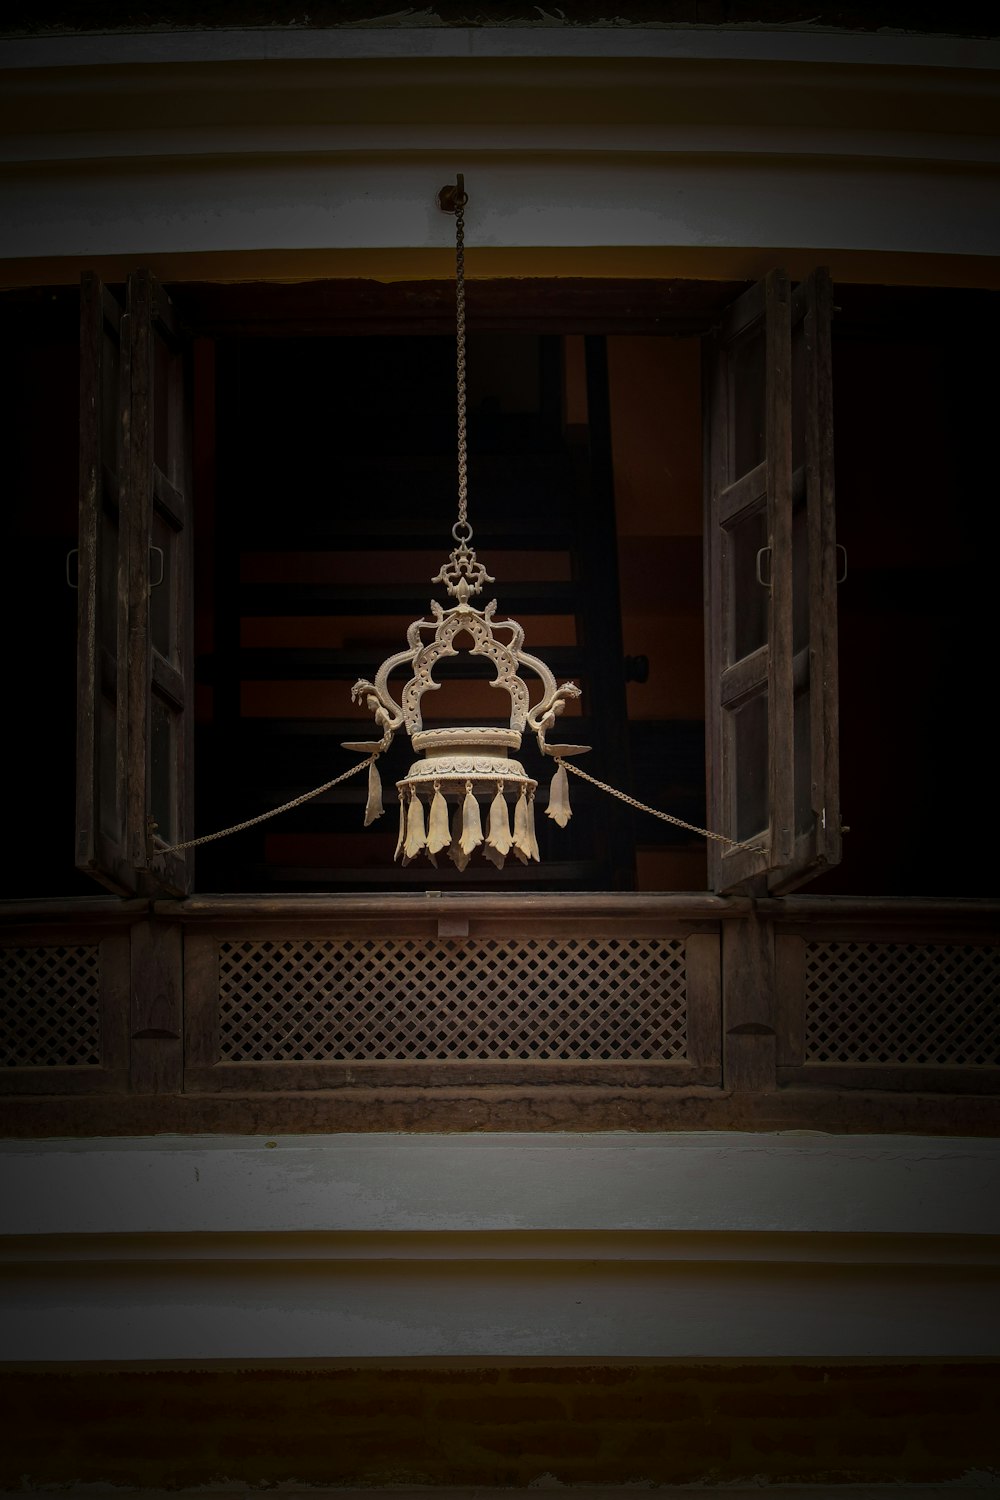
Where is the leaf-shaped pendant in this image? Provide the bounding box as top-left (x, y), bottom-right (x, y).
top-left (545, 763), bottom-right (572, 827)
top-left (459, 784), bottom-right (484, 855)
top-left (485, 786), bottom-right (513, 857)
top-left (512, 788), bottom-right (531, 863)
top-left (526, 791), bottom-right (540, 861)
top-left (427, 787), bottom-right (451, 854)
top-left (449, 800), bottom-right (471, 871)
top-left (404, 791), bottom-right (427, 860)
top-left (364, 758), bottom-right (384, 826)
top-left (393, 793), bottom-right (406, 862)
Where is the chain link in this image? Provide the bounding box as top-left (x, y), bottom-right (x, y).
top-left (558, 757), bottom-right (765, 853)
top-left (156, 757), bottom-right (373, 853)
top-left (455, 189), bottom-right (468, 533)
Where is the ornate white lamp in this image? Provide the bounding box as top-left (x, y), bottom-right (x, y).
top-left (344, 176), bottom-right (590, 870)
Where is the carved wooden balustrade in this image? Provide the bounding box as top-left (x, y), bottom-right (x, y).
top-left (1, 895), bottom-right (998, 1134)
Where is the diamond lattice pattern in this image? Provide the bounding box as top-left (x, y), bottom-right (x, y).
top-left (218, 937), bottom-right (688, 1062)
top-left (804, 941), bottom-right (1000, 1066)
top-left (1, 945), bottom-right (101, 1067)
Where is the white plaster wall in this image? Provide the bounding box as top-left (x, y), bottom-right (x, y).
top-left (2, 1133), bottom-right (998, 1362)
top-left (5, 158), bottom-right (998, 263)
top-left (1, 28), bottom-right (998, 266)
top-left (4, 1132), bottom-right (999, 1236)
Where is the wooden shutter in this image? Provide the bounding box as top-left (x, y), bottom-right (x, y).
top-left (76, 274), bottom-right (133, 894)
top-left (76, 270), bottom-right (194, 897)
top-left (704, 268), bottom-right (840, 894)
top-left (126, 269), bottom-right (194, 896)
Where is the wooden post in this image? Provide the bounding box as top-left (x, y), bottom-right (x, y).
top-left (685, 932), bottom-right (723, 1082)
top-left (722, 906), bottom-right (777, 1093)
top-left (129, 919), bottom-right (183, 1094)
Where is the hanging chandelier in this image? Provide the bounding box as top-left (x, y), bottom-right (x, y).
top-left (343, 175), bottom-right (590, 870)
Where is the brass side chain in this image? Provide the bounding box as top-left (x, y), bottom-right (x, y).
top-left (160, 754), bottom-right (761, 858)
top-left (557, 757), bottom-right (765, 854)
top-left (156, 757), bottom-right (373, 853)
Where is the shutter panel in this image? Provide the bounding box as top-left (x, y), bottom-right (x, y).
top-left (125, 269), bottom-right (194, 897)
top-left (704, 268), bottom-right (840, 894)
top-left (774, 267), bottom-right (841, 891)
top-left (75, 274), bottom-right (134, 894)
top-left (76, 269), bottom-right (194, 896)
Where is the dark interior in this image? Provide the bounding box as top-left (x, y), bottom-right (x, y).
top-left (2, 279), bottom-right (997, 899)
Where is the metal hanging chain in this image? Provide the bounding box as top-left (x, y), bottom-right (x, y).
top-left (441, 173), bottom-right (471, 539)
top-left (454, 182), bottom-right (469, 535)
top-left (155, 757), bottom-right (373, 854)
top-left (556, 757), bottom-right (765, 854)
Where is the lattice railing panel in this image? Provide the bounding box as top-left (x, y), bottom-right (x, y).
top-left (217, 937), bottom-right (687, 1062)
top-left (1, 945), bottom-right (102, 1067)
top-left (804, 941), bottom-right (1000, 1066)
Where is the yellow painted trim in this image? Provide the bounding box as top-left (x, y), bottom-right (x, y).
top-left (3, 246), bottom-right (1000, 289)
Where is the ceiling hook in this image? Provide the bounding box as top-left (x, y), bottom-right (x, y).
top-left (437, 173), bottom-right (467, 214)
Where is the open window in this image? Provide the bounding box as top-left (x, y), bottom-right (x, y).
top-left (74, 266), bottom-right (840, 899)
top-left (76, 269), bottom-right (194, 897)
top-left (703, 268), bottom-right (841, 894)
